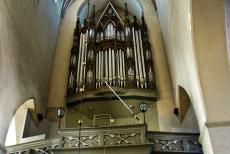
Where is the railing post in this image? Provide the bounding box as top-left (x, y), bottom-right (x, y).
top-left (183, 139), bottom-right (189, 152)
top-left (99, 131), bottom-right (104, 146)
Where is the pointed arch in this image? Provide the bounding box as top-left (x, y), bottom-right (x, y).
top-left (5, 99), bottom-right (35, 146)
top-left (178, 86), bottom-right (191, 123)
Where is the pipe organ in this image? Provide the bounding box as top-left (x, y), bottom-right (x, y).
top-left (67, 3), bottom-right (156, 95)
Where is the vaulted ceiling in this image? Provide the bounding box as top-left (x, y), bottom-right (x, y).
top-left (62, 0), bottom-right (144, 21)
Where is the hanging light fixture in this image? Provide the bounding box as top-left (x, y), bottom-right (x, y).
top-left (57, 107), bottom-right (65, 129)
top-left (139, 102), bottom-right (147, 124)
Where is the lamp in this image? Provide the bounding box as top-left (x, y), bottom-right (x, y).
top-left (139, 102), bottom-right (147, 124)
top-left (57, 107), bottom-right (65, 129)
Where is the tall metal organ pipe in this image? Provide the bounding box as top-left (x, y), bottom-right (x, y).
top-left (122, 51), bottom-right (126, 87)
top-left (96, 52), bottom-right (99, 88)
top-left (105, 50), bottom-right (108, 83)
top-left (132, 27), bottom-right (139, 88)
top-left (82, 30), bottom-right (88, 91)
top-left (135, 30), bottom-right (144, 89)
top-left (98, 50), bottom-right (101, 87)
top-left (117, 50), bottom-right (120, 86)
top-left (112, 49), bottom-right (116, 85)
top-left (76, 33), bottom-right (83, 92)
top-left (109, 48), bottom-right (112, 85)
top-left (101, 51), bottom-right (104, 86)
top-left (138, 29), bottom-right (147, 89)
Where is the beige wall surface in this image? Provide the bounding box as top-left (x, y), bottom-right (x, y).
top-left (141, 0), bottom-right (199, 132)
top-left (192, 0), bottom-right (230, 124)
top-left (0, 0), bottom-right (62, 146)
top-left (156, 0), bottom-right (206, 130)
top-left (225, 0), bottom-right (230, 61)
top-left (156, 0), bottom-right (230, 153)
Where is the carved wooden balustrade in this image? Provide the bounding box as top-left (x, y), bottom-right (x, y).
top-left (59, 125), bottom-right (146, 148)
top-left (147, 131), bottom-right (203, 153)
top-left (6, 125), bottom-right (203, 154)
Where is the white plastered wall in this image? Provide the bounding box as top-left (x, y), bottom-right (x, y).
top-left (156, 0), bottom-right (230, 153)
top-left (0, 0), bottom-right (62, 148)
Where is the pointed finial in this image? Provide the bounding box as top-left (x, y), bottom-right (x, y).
top-left (141, 11), bottom-right (146, 25)
top-left (92, 5), bottom-right (95, 22)
top-left (125, 3), bottom-right (128, 16)
top-left (76, 16), bottom-right (80, 26)
top-left (87, 0), bottom-right (90, 18)
top-left (93, 5), bottom-right (95, 16)
top-left (133, 16), bottom-right (137, 23)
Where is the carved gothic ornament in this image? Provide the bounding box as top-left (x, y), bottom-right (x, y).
top-left (67, 2), bottom-right (156, 96)
top-left (6, 125), bottom-right (202, 154)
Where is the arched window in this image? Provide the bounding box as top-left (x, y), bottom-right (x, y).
top-left (5, 99), bottom-right (35, 146)
top-left (105, 22), bottom-right (116, 39)
top-left (5, 99), bottom-right (45, 146)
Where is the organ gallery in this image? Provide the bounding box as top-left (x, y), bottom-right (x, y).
top-left (65, 2), bottom-right (157, 128)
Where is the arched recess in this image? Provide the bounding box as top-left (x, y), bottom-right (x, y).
top-left (178, 86), bottom-right (190, 123)
top-left (174, 86), bottom-right (199, 134)
top-left (5, 98), bottom-right (43, 146)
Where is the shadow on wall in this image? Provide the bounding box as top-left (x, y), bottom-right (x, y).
top-left (178, 86), bottom-right (191, 123)
top-left (173, 86), bottom-right (199, 133)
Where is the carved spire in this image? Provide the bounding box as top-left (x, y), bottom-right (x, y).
top-left (87, 0), bottom-right (90, 18)
top-left (133, 16), bottom-right (137, 25)
top-left (141, 11), bottom-right (145, 24)
top-left (125, 3), bottom-right (129, 18)
top-left (141, 11), bottom-right (147, 29)
top-left (92, 5), bottom-right (95, 22)
top-left (76, 16), bottom-right (81, 30)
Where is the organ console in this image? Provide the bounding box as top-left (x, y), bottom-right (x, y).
top-left (67, 2), bottom-right (156, 96)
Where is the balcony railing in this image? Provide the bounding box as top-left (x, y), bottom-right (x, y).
top-left (147, 131), bottom-right (203, 153)
top-left (6, 125), bottom-right (202, 154)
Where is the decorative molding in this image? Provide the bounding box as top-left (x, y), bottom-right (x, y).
top-left (6, 137), bottom-right (59, 154)
top-left (104, 132), bottom-right (142, 145)
top-left (147, 132), bottom-right (203, 153)
top-left (206, 121), bottom-right (230, 128)
top-left (61, 135), bottom-right (100, 147)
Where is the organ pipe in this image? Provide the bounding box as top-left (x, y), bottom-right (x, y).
top-left (105, 50), bottom-right (108, 82)
top-left (67, 3), bottom-right (156, 96)
top-left (112, 49), bottom-right (116, 85)
top-left (109, 48), bottom-right (112, 85)
top-left (122, 51), bottom-right (126, 87)
top-left (79, 34), bottom-right (85, 88)
top-left (83, 31), bottom-right (88, 90)
top-left (132, 27), bottom-right (139, 88)
top-left (96, 52), bottom-right (99, 88)
top-left (117, 50), bottom-right (120, 86)
top-left (101, 51), bottom-right (104, 86)
top-left (98, 50), bottom-right (101, 87)
top-left (76, 33), bottom-right (83, 91)
top-left (119, 49), bottom-right (123, 87)
top-left (139, 30), bottom-right (147, 89)
top-left (135, 30), bottom-right (144, 89)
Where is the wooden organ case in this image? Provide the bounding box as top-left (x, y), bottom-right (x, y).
top-left (67, 2), bottom-right (156, 102)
